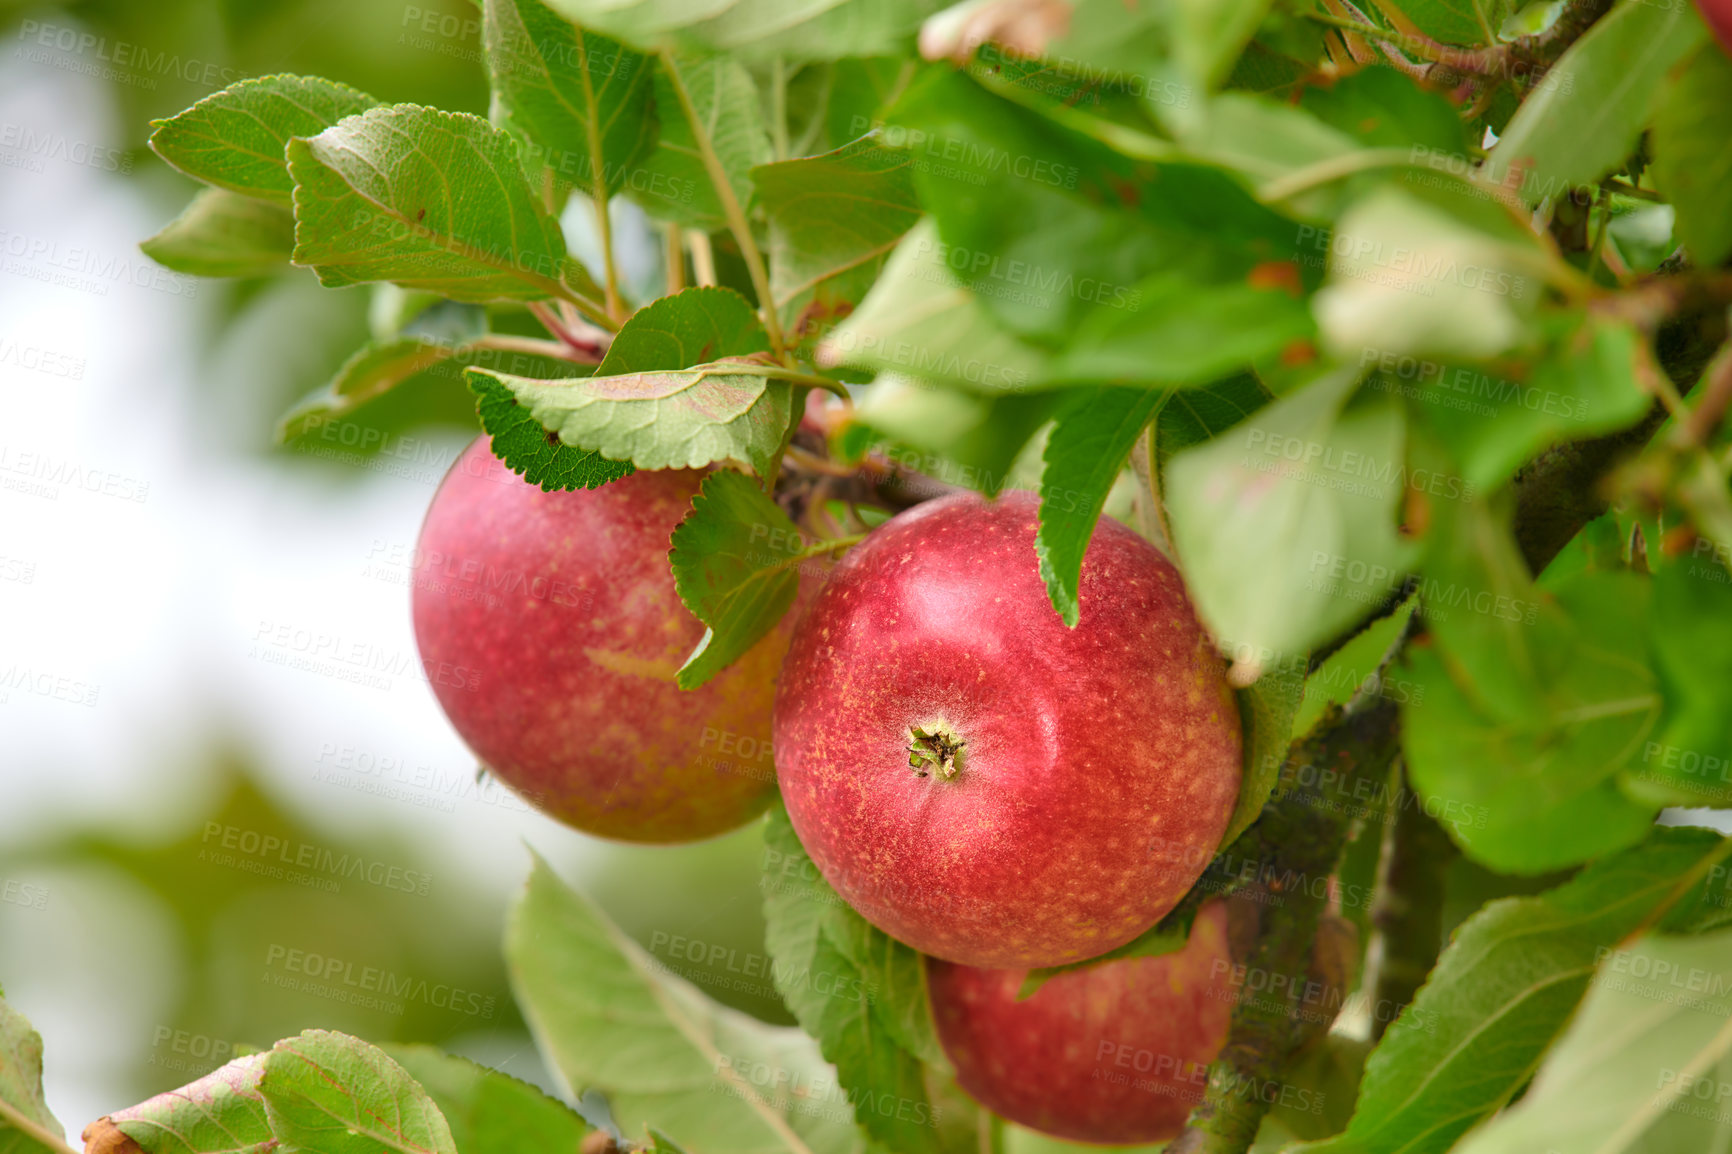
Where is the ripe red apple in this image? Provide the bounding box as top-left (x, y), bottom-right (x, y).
top-left (927, 899), bottom-right (1235, 1144)
top-left (1699, 0), bottom-right (1732, 57)
top-left (773, 490), bottom-right (1241, 969)
top-left (411, 438), bottom-right (794, 842)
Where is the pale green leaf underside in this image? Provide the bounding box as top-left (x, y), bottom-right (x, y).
top-left (506, 854), bottom-right (869, 1154)
top-left (141, 187), bottom-right (296, 278)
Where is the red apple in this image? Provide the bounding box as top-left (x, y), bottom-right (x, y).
top-left (411, 438), bottom-right (793, 842)
top-left (927, 899), bottom-right (1235, 1144)
top-left (1699, 0), bottom-right (1732, 57)
top-left (773, 490), bottom-right (1241, 969)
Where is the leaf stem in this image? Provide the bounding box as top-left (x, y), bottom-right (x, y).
top-left (0, 1098), bottom-right (81, 1154)
top-left (1257, 147), bottom-right (1423, 203)
top-left (658, 49), bottom-right (787, 358)
top-left (665, 222), bottom-right (687, 294)
top-left (472, 333), bottom-right (602, 364)
top-left (1366, 760), bottom-right (1456, 1042)
top-left (770, 56), bottom-right (790, 162)
top-left (688, 230), bottom-right (718, 287)
top-left (528, 301), bottom-right (610, 360)
top-left (574, 35), bottom-right (626, 324)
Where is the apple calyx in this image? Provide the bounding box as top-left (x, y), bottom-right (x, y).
top-left (909, 721), bottom-right (966, 779)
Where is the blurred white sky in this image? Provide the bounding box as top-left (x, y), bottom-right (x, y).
top-left (0, 46), bottom-right (612, 1130)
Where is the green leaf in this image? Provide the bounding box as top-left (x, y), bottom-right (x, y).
top-left (1045, 267), bottom-right (1315, 388)
top-left (1016, 915), bottom-right (1196, 1001)
top-left (1313, 187), bottom-right (1540, 363)
top-left (820, 219), bottom-right (1049, 392)
top-left (1625, 558), bottom-right (1732, 807)
top-left (1652, 41), bottom-right (1732, 267)
top-left (1173, 0), bottom-right (1275, 92)
top-left (626, 52), bottom-right (771, 230)
top-left (1034, 387), bottom-right (1166, 627)
top-left (470, 286), bottom-right (785, 475)
top-left (1486, 0), bottom-right (1707, 204)
top-left (1165, 368), bottom-right (1419, 676)
top-left (1294, 603), bottom-right (1417, 739)
top-left (669, 470), bottom-right (808, 690)
top-left (1411, 487), bottom-right (1552, 722)
top-left (597, 285), bottom-right (772, 374)
top-left (1396, 0), bottom-right (1514, 45)
top-left (260, 1031), bottom-right (457, 1154)
top-left (544, 0), bottom-right (937, 60)
top-left (100, 1055), bottom-right (274, 1154)
top-left (506, 854), bottom-right (871, 1154)
top-left (1403, 570), bottom-right (1663, 874)
top-left (279, 332), bottom-right (591, 443)
top-left (481, 0), bottom-right (656, 198)
top-left (760, 802), bottom-right (963, 1154)
top-left (1153, 372), bottom-right (1273, 466)
top-left (286, 105), bottom-right (597, 306)
top-left (852, 377), bottom-right (1058, 496)
top-left (471, 374), bottom-right (637, 491)
top-left (141, 188), bottom-right (296, 278)
top-left (1453, 928), bottom-right (1732, 1154)
top-left (1403, 313), bottom-right (1656, 493)
top-left (0, 997), bottom-right (63, 1154)
top-left (148, 74), bottom-right (378, 203)
top-left (380, 1046), bottom-right (591, 1154)
top-left (279, 339), bottom-right (464, 441)
top-left (751, 137), bottom-right (921, 318)
top-left (1223, 663), bottom-right (1306, 845)
top-left (886, 69), bottom-right (1308, 353)
top-left (1299, 66), bottom-right (1469, 156)
top-left (1298, 826), bottom-right (1730, 1154)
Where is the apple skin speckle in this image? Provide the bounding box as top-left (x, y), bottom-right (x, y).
top-left (412, 438), bottom-right (797, 843)
top-left (773, 490), bottom-right (1241, 969)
